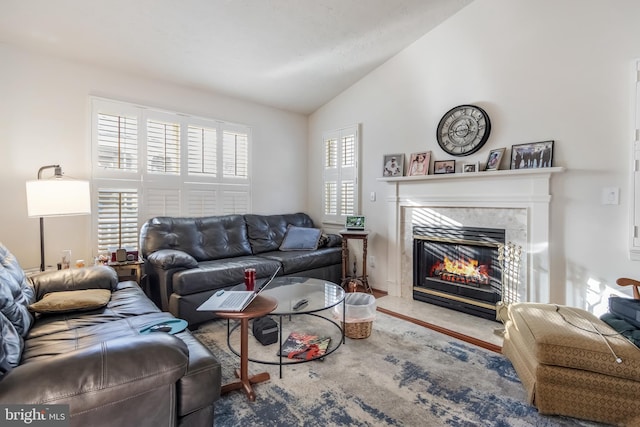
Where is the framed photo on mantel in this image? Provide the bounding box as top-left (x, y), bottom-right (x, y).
top-left (485, 147), bottom-right (505, 171)
top-left (382, 154), bottom-right (404, 177)
top-left (408, 151), bottom-right (430, 176)
top-left (434, 160), bottom-right (455, 174)
top-left (510, 140), bottom-right (554, 170)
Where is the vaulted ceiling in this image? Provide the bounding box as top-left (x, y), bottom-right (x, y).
top-left (0, 0), bottom-right (473, 114)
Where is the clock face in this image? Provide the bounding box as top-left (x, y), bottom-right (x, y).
top-left (436, 105), bottom-right (491, 156)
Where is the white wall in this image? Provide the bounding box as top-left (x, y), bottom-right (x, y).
top-left (308, 0), bottom-right (640, 311)
top-left (0, 43), bottom-right (308, 270)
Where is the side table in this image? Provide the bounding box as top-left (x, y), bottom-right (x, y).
top-left (339, 229), bottom-right (372, 293)
top-left (108, 260), bottom-right (144, 284)
top-left (215, 295), bottom-right (278, 401)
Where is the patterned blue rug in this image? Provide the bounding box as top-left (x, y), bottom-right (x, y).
top-left (192, 312), bottom-right (604, 426)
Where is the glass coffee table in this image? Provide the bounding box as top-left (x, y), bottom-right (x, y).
top-left (226, 276), bottom-right (345, 378)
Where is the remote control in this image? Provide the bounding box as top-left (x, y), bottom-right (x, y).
top-left (293, 299), bottom-right (308, 310)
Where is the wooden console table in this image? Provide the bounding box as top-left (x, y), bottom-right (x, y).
top-left (339, 229), bottom-right (372, 293)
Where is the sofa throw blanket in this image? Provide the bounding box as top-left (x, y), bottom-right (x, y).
top-left (0, 243), bottom-right (36, 379)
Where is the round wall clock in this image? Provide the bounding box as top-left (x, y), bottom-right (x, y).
top-left (436, 104), bottom-right (491, 156)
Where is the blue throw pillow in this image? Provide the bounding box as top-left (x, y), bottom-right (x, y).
top-left (279, 226), bottom-right (322, 251)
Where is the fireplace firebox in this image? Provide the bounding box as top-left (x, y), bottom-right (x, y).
top-left (413, 226), bottom-right (505, 320)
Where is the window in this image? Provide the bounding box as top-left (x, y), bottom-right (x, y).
top-left (92, 98), bottom-right (251, 253)
top-left (322, 124), bottom-right (360, 224)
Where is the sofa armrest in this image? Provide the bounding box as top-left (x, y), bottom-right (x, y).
top-left (30, 266), bottom-right (118, 300)
top-left (0, 334), bottom-right (188, 410)
top-left (147, 249), bottom-right (198, 270)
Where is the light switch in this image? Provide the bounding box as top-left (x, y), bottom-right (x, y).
top-left (602, 187), bottom-right (619, 205)
top-left (370, 191), bottom-right (376, 202)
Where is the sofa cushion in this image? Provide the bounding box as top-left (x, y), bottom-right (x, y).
top-left (279, 226), bottom-right (321, 251)
top-left (172, 256), bottom-right (280, 296)
top-left (258, 247), bottom-right (342, 275)
top-left (245, 213), bottom-right (315, 254)
top-left (28, 289), bottom-right (111, 314)
top-left (147, 249), bottom-right (198, 270)
top-left (140, 215), bottom-right (252, 261)
top-left (28, 282), bottom-right (161, 339)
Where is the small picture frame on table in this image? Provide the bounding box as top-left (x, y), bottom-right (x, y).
top-left (485, 148), bottom-right (505, 171)
top-left (462, 162), bottom-right (479, 173)
top-left (382, 154), bottom-right (405, 177)
top-left (510, 140), bottom-right (554, 169)
top-left (408, 151), bottom-right (431, 176)
top-left (434, 160), bottom-right (455, 174)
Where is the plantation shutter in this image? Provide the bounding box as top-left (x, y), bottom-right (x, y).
top-left (188, 125), bottom-right (217, 176)
top-left (223, 130), bottom-right (249, 178)
top-left (186, 187), bottom-right (218, 216)
top-left (222, 189), bottom-right (250, 214)
top-left (147, 119), bottom-right (180, 174)
top-left (96, 113), bottom-right (138, 172)
top-left (340, 133), bottom-right (357, 215)
top-left (322, 125), bottom-right (359, 223)
top-left (145, 187), bottom-right (181, 219)
top-left (97, 189), bottom-right (139, 252)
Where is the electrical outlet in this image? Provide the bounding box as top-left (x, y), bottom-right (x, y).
top-left (368, 255), bottom-right (375, 268)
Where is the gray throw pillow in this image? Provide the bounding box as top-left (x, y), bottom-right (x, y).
top-left (279, 226), bottom-right (322, 251)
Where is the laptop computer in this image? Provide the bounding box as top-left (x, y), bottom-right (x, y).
top-left (196, 265), bottom-right (281, 312)
top-left (345, 215), bottom-right (365, 231)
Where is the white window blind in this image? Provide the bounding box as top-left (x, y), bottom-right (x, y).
top-left (96, 189), bottom-right (139, 252)
top-left (147, 119), bottom-right (180, 174)
top-left (92, 97), bottom-right (252, 253)
top-left (188, 125), bottom-right (217, 176)
top-left (223, 130), bottom-right (249, 178)
top-left (96, 113), bottom-right (138, 172)
top-left (322, 124), bottom-right (359, 223)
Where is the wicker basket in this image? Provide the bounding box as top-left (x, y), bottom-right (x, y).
top-left (342, 320), bottom-right (372, 339)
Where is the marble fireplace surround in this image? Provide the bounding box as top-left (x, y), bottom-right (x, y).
top-left (378, 167), bottom-right (563, 305)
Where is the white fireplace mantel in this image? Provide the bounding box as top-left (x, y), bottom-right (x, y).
top-left (377, 167), bottom-right (564, 304)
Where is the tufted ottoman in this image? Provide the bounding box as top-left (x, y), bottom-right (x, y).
top-left (502, 302), bottom-right (640, 426)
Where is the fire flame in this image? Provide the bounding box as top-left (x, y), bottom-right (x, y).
top-left (444, 255), bottom-right (479, 277)
top-left (430, 255), bottom-right (490, 285)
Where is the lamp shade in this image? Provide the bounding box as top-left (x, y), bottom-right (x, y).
top-left (26, 179), bottom-right (91, 217)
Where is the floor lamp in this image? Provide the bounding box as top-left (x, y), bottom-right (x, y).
top-left (26, 165), bottom-right (91, 271)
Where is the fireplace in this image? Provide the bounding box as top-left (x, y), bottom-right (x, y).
top-left (413, 226), bottom-right (505, 320)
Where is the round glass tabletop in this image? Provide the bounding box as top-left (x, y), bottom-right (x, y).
top-left (259, 276), bottom-right (345, 315)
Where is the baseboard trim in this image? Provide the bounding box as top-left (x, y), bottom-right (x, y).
top-left (376, 306), bottom-right (502, 354)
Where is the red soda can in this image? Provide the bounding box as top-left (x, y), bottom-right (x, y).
top-left (245, 268), bottom-right (256, 291)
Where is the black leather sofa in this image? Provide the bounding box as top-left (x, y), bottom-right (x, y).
top-left (0, 244), bottom-right (221, 427)
top-left (139, 212), bottom-right (342, 325)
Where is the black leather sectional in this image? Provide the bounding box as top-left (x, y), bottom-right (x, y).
top-left (0, 257), bottom-right (221, 427)
top-left (139, 212), bottom-right (342, 325)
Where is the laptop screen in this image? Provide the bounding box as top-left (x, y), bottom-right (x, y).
top-left (345, 215), bottom-right (365, 230)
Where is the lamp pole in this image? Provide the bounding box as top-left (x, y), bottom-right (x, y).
top-left (37, 164), bottom-right (61, 271)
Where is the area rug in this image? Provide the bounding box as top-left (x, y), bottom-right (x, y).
top-left (192, 312), bottom-right (604, 427)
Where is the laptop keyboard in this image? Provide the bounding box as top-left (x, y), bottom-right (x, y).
top-left (222, 293), bottom-right (246, 307)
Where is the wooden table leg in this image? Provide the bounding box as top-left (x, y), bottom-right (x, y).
top-left (221, 318), bottom-right (270, 401)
